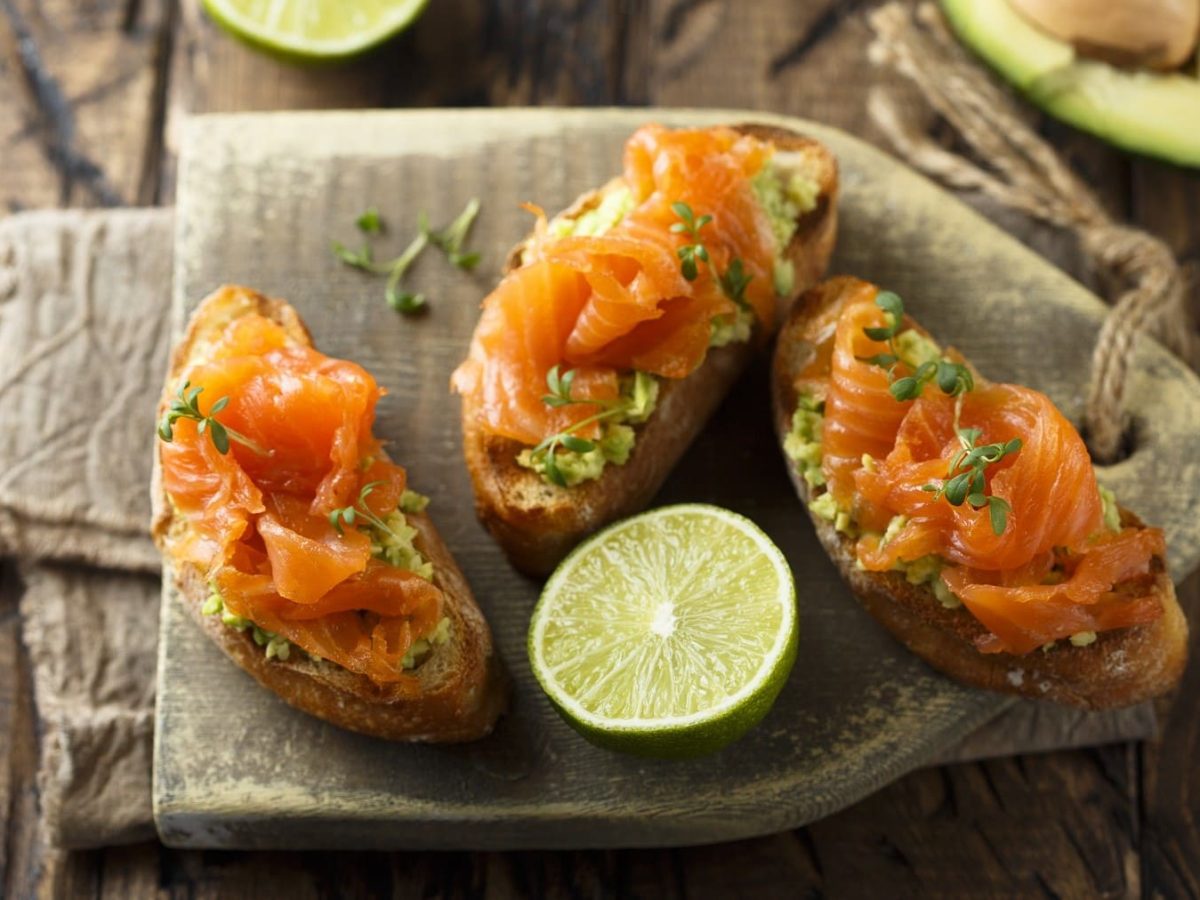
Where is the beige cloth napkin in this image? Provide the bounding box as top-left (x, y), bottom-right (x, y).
top-left (1, 209), bottom-right (171, 849)
top-left (0, 209), bottom-right (1157, 850)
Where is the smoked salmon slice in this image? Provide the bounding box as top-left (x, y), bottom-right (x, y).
top-left (798, 285), bottom-right (1164, 655)
top-left (159, 312), bottom-right (442, 685)
top-left (452, 124), bottom-right (783, 447)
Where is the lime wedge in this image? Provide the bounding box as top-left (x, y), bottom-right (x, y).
top-left (529, 504), bottom-right (798, 758)
top-left (202, 0), bottom-right (429, 62)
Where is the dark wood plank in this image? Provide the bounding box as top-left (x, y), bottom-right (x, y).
top-left (159, 0), bottom-right (655, 196)
top-left (1, 564), bottom-right (60, 900)
top-left (806, 747), bottom-right (1141, 897)
top-left (0, 565), bottom-right (22, 895)
top-left (1131, 158), bottom-right (1200, 899)
top-left (0, 0), bottom-right (173, 211)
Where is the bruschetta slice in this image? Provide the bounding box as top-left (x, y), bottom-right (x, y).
top-left (453, 123), bottom-right (839, 575)
top-left (772, 276), bottom-right (1187, 708)
top-left (152, 285), bottom-right (505, 741)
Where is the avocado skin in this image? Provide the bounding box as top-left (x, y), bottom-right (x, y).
top-left (940, 0), bottom-right (1200, 168)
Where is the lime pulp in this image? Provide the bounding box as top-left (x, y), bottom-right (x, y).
top-left (528, 504), bottom-right (798, 759)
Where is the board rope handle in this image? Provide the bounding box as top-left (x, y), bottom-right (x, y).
top-left (865, 2), bottom-right (1198, 464)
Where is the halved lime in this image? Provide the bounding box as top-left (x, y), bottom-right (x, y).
top-left (202, 0), bottom-right (429, 63)
top-left (529, 504), bottom-right (798, 758)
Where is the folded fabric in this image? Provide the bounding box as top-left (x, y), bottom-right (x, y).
top-left (0, 208), bottom-right (1158, 850)
top-left (19, 563), bottom-right (158, 848)
top-left (0, 209), bottom-right (171, 574)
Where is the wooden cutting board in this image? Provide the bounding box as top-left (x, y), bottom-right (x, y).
top-left (154, 109), bottom-right (1200, 850)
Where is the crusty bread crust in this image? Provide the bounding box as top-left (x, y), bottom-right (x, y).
top-left (771, 276), bottom-right (1188, 709)
top-left (465, 124), bottom-right (840, 576)
top-left (151, 285), bottom-right (507, 741)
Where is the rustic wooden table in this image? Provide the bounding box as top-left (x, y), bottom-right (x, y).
top-left (2, 1), bottom-right (1198, 897)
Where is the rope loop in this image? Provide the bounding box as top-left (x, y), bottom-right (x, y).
top-left (867, 2), bottom-right (1196, 463)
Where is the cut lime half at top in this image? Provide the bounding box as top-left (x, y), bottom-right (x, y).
top-left (529, 504), bottom-right (798, 759)
top-left (202, 0), bottom-right (430, 62)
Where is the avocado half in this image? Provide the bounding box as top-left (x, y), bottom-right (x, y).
top-left (941, 0), bottom-right (1200, 167)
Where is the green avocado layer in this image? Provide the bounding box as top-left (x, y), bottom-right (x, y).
top-left (941, 0), bottom-right (1200, 167)
top-left (517, 371), bottom-right (658, 487)
top-left (203, 490), bottom-right (448, 670)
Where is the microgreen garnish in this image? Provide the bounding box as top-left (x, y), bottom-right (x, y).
top-left (921, 427), bottom-right (1022, 535)
top-left (383, 228), bottom-right (431, 316)
top-left (387, 289), bottom-right (427, 314)
top-left (857, 291), bottom-right (973, 402)
top-left (542, 364), bottom-right (580, 408)
top-left (330, 240), bottom-right (375, 271)
top-left (670, 201), bottom-right (712, 281)
top-left (356, 207), bottom-right (383, 235)
top-left (329, 480), bottom-right (403, 540)
top-left (421, 199), bottom-right (482, 271)
top-left (858, 290), bottom-right (1019, 534)
top-left (889, 359), bottom-right (975, 402)
top-left (157, 381), bottom-right (267, 456)
top-left (719, 258), bottom-right (753, 311)
top-left (331, 198), bottom-right (482, 316)
top-left (529, 365), bottom-right (632, 487)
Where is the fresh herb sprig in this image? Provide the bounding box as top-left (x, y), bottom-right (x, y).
top-left (356, 207), bottom-right (383, 235)
top-left (329, 480), bottom-right (403, 540)
top-left (858, 292), bottom-right (974, 402)
top-left (383, 230), bottom-right (430, 314)
top-left (157, 381), bottom-right (267, 456)
top-left (860, 290), bottom-right (1020, 535)
top-left (529, 365), bottom-right (632, 487)
top-left (718, 258), bottom-right (753, 311)
top-left (670, 201), bottom-right (712, 281)
top-left (542, 364), bottom-right (581, 408)
top-left (421, 198), bottom-right (482, 271)
top-left (922, 428), bottom-right (1022, 535)
top-left (331, 198), bottom-right (482, 316)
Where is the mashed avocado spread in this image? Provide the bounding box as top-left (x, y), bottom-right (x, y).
top-left (784, 330), bottom-right (1122, 627)
top-left (203, 495), bottom-right (450, 670)
top-left (548, 186), bottom-right (636, 240)
top-left (518, 370), bottom-right (658, 487)
top-left (751, 154), bottom-right (820, 297)
top-left (1099, 484), bottom-right (1120, 533)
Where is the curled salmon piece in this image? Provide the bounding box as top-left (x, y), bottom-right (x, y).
top-left (154, 286), bottom-right (506, 741)
top-left (159, 310), bottom-right (440, 685)
top-left (452, 124), bottom-right (781, 447)
top-left (792, 281), bottom-right (1168, 657)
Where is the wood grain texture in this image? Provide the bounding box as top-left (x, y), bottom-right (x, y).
top-left (0, 0), bottom-right (173, 211)
top-left (156, 107), bottom-right (1200, 852)
top-left (2, 0), bottom-right (1199, 895)
top-left (1131, 159), bottom-right (1200, 900)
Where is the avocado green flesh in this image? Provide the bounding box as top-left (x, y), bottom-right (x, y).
top-left (941, 0), bottom-right (1200, 167)
top-left (517, 372), bottom-right (658, 487)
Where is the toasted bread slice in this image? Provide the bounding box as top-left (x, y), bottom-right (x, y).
top-left (463, 124), bottom-right (839, 576)
top-left (151, 285), bottom-right (506, 741)
top-left (771, 276), bottom-right (1188, 709)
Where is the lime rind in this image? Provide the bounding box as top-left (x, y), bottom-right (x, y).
top-left (529, 504), bottom-right (798, 758)
top-left (202, 0), bottom-right (430, 63)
